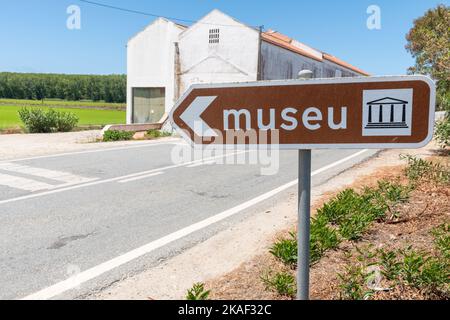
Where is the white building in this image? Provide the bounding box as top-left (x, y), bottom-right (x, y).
top-left (126, 9), bottom-right (369, 125)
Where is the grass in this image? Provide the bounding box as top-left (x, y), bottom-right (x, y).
top-left (0, 105), bottom-right (125, 130)
top-left (0, 98), bottom-right (125, 110)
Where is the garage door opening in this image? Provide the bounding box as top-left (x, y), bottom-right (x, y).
top-left (132, 87), bottom-right (165, 124)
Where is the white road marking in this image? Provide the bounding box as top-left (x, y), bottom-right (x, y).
top-left (0, 151), bottom-right (247, 205)
top-left (118, 172), bottom-right (164, 183)
top-left (0, 173), bottom-right (54, 192)
top-left (20, 149), bottom-right (369, 300)
top-left (0, 141), bottom-right (178, 164)
top-left (186, 160), bottom-right (216, 168)
top-left (0, 163), bottom-right (94, 185)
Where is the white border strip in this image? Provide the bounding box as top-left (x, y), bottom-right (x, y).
top-left (169, 75), bottom-right (436, 150)
top-left (21, 149), bottom-right (368, 300)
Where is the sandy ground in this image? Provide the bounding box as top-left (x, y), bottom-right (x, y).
top-left (89, 142), bottom-right (439, 300)
top-left (0, 130), bottom-right (180, 160)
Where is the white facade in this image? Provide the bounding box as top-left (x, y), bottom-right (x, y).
top-left (177, 10), bottom-right (260, 97)
top-left (126, 18), bottom-right (185, 124)
top-left (126, 9), bottom-right (367, 124)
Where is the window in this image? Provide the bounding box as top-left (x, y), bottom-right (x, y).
top-left (209, 28), bottom-right (220, 44)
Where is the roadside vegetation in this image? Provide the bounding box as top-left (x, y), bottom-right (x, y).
top-left (337, 224), bottom-right (449, 300)
top-left (202, 153), bottom-right (449, 300)
top-left (0, 105), bottom-right (125, 133)
top-left (0, 73), bottom-right (126, 133)
top-left (18, 107), bottom-right (79, 133)
top-left (0, 105), bottom-right (125, 132)
top-left (102, 130), bottom-right (134, 142)
top-left (185, 283), bottom-right (210, 300)
top-left (101, 129), bottom-right (171, 142)
top-left (262, 155), bottom-right (449, 299)
top-left (146, 129), bottom-right (172, 139)
top-left (435, 115), bottom-right (450, 149)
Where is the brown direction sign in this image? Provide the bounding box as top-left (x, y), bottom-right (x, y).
top-left (170, 76), bottom-right (436, 149)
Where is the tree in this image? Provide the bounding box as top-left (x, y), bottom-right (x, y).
top-left (406, 4), bottom-right (450, 112)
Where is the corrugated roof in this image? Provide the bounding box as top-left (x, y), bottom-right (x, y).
top-left (262, 31), bottom-right (322, 62)
top-left (262, 30), bottom-right (370, 76)
top-left (322, 53), bottom-right (369, 76)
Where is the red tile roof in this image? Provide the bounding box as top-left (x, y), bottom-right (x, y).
top-left (261, 30), bottom-right (369, 76)
top-left (261, 31), bottom-right (322, 62)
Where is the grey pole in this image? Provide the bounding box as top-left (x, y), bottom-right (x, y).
top-left (297, 69), bottom-right (313, 300)
top-left (297, 149), bottom-right (311, 299)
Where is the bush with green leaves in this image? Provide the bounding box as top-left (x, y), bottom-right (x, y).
top-left (338, 264), bottom-right (375, 300)
top-left (401, 154), bottom-right (450, 185)
top-left (146, 129), bottom-right (171, 139)
top-left (270, 180), bottom-right (411, 268)
top-left (54, 110), bottom-right (79, 132)
top-left (435, 118), bottom-right (450, 148)
top-left (261, 271), bottom-right (296, 298)
top-left (18, 107), bottom-right (79, 133)
top-left (310, 214), bottom-right (340, 264)
top-left (102, 130), bottom-right (134, 142)
top-left (338, 225), bottom-right (450, 299)
top-left (270, 232), bottom-right (297, 267)
top-left (185, 282), bottom-right (210, 300)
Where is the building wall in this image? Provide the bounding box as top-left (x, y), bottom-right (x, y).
top-left (126, 18), bottom-right (184, 123)
top-left (177, 10), bottom-right (260, 96)
top-left (261, 41), bottom-right (361, 80)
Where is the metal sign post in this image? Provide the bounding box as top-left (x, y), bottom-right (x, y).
top-left (296, 70), bottom-right (313, 300)
top-left (297, 149), bottom-right (311, 300)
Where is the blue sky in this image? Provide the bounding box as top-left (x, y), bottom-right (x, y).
top-left (0, 0), bottom-right (447, 75)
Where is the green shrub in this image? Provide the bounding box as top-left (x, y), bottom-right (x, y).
top-left (377, 248), bottom-right (402, 281)
top-left (55, 110), bottom-right (79, 132)
top-left (261, 271), bottom-right (296, 298)
top-left (18, 107), bottom-right (78, 133)
top-left (432, 224), bottom-right (450, 259)
top-left (185, 282), bottom-right (210, 300)
top-left (401, 154), bottom-right (450, 184)
top-left (146, 129), bottom-right (171, 139)
top-left (338, 213), bottom-right (373, 241)
top-left (270, 232), bottom-right (297, 267)
top-left (366, 180), bottom-right (411, 221)
top-left (310, 214), bottom-right (340, 264)
top-left (435, 118), bottom-right (450, 148)
top-left (103, 130), bottom-right (134, 142)
top-left (339, 227), bottom-right (450, 300)
top-left (338, 264), bottom-right (375, 300)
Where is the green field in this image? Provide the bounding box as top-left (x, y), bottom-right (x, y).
top-left (0, 98), bottom-right (126, 110)
top-left (0, 104), bottom-right (126, 130)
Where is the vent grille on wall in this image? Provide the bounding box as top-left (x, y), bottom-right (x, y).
top-left (209, 29), bottom-right (220, 44)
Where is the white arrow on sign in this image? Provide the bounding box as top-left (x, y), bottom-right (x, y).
top-left (180, 96), bottom-right (218, 137)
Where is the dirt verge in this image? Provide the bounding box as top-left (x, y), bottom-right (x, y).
top-left (206, 154), bottom-right (449, 300)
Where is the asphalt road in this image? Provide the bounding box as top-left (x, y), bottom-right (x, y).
top-left (0, 139), bottom-right (377, 299)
